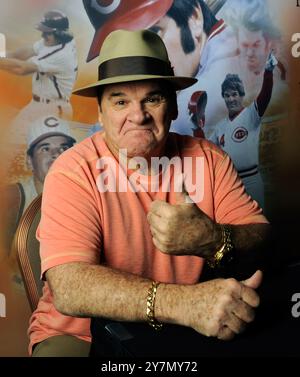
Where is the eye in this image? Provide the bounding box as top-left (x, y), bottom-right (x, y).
top-left (145, 95), bottom-right (166, 105)
top-left (59, 146), bottom-right (70, 153)
top-left (40, 146), bottom-right (49, 153)
top-left (113, 99), bottom-right (127, 107)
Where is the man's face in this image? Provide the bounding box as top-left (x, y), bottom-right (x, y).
top-left (150, 12), bottom-right (205, 77)
top-left (28, 135), bottom-right (73, 183)
top-left (238, 26), bottom-right (270, 74)
top-left (42, 31), bottom-right (57, 46)
top-left (223, 89), bottom-right (244, 117)
top-left (98, 81), bottom-right (177, 160)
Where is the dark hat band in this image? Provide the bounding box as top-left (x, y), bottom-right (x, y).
top-left (98, 56), bottom-right (174, 81)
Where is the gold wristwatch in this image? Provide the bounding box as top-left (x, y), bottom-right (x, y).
top-left (207, 224), bottom-right (234, 269)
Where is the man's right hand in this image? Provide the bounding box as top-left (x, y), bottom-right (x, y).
top-left (175, 270), bottom-right (263, 340)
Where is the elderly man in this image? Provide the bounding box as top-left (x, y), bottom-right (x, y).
top-left (29, 29), bottom-right (269, 357)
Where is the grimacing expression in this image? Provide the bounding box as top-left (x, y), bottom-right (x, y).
top-left (28, 135), bottom-right (73, 183)
top-left (223, 89), bottom-right (244, 116)
top-left (98, 81), bottom-right (178, 160)
top-left (238, 26), bottom-right (270, 74)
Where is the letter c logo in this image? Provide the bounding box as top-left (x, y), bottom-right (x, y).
top-left (44, 117), bottom-right (59, 128)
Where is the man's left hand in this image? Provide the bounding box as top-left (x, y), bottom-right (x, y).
top-left (147, 190), bottom-right (222, 258)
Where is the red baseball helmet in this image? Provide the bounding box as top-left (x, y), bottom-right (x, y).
top-left (83, 0), bottom-right (173, 62)
top-left (188, 91), bottom-right (208, 115)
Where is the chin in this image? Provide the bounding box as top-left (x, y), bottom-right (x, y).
top-left (126, 145), bottom-right (154, 158)
top-left (247, 63), bottom-right (258, 73)
top-left (123, 136), bottom-right (156, 153)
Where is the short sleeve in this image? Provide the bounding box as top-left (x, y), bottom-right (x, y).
top-left (38, 164), bottom-right (102, 278)
top-left (213, 153), bottom-right (268, 225)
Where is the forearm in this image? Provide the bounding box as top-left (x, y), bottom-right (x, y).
top-left (230, 223), bottom-right (270, 253)
top-left (7, 46), bottom-right (35, 60)
top-left (256, 70), bottom-right (273, 117)
top-left (46, 260), bottom-right (262, 340)
top-left (0, 57), bottom-right (37, 75)
top-left (209, 223), bottom-right (271, 277)
top-left (47, 261), bottom-right (185, 325)
top-left (181, 219), bottom-right (270, 258)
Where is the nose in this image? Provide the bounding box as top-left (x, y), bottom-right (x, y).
top-left (246, 47), bottom-right (255, 58)
top-left (51, 148), bottom-right (62, 160)
top-left (127, 102), bottom-right (150, 125)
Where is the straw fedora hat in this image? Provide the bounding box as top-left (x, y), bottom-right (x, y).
top-left (73, 29), bottom-right (197, 97)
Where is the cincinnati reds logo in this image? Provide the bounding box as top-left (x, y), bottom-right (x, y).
top-left (91, 0), bottom-right (121, 14)
top-left (44, 116), bottom-right (59, 128)
top-left (232, 127), bottom-right (248, 142)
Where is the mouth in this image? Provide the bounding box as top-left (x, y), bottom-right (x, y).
top-left (124, 127), bottom-right (154, 135)
top-left (247, 58), bottom-right (257, 65)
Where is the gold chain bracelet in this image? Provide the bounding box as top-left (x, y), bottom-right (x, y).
top-left (207, 224), bottom-right (234, 269)
top-left (146, 281), bottom-right (163, 331)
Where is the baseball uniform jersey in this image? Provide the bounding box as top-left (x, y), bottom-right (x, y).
top-left (209, 102), bottom-right (260, 172)
top-left (30, 38), bottom-right (77, 101)
top-left (11, 38), bottom-right (78, 143)
top-left (208, 102), bottom-right (264, 207)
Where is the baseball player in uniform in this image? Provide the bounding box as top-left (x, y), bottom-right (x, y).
top-left (0, 10), bottom-right (77, 142)
top-left (2, 115), bottom-right (76, 289)
top-left (3, 115), bottom-right (76, 255)
top-left (208, 52), bottom-right (277, 209)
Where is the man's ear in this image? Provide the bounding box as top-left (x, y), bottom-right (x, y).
top-left (189, 4), bottom-right (204, 41)
top-left (98, 108), bottom-right (103, 124)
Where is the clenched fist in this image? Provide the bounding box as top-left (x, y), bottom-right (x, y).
top-left (147, 190), bottom-right (222, 258)
top-left (159, 270), bottom-right (263, 341)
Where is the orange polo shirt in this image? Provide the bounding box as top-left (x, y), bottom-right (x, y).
top-left (28, 132), bottom-right (267, 354)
